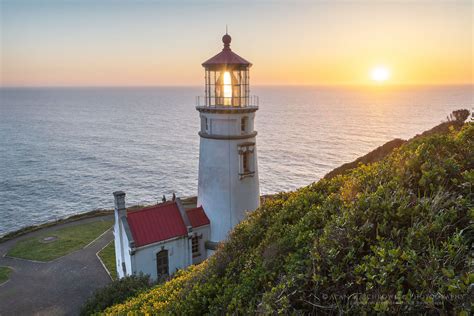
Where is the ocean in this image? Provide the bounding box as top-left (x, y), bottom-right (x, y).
top-left (0, 85), bottom-right (472, 235)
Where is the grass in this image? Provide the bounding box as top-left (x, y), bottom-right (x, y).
top-left (0, 266), bottom-right (12, 284)
top-left (0, 209), bottom-right (113, 243)
top-left (98, 241), bottom-right (117, 280)
top-left (7, 220), bottom-right (113, 262)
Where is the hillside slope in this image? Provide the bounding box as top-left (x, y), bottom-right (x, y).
top-left (324, 119), bottom-right (466, 180)
top-left (105, 123), bottom-right (473, 315)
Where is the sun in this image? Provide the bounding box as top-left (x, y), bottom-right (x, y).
top-left (370, 66), bottom-right (390, 82)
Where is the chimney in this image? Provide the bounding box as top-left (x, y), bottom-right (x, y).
top-left (113, 191), bottom-right (126, 218)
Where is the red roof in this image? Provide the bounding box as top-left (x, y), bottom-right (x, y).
top-left (186, 206), bottom-right (210, 228)
top-left (202, 50), bottom-right (251, 67)
top-left (127, 202), bottom-right (188, 247)
top-left (202, 34), bottom-right (252, 69)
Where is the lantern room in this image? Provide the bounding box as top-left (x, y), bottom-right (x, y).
top-left (198, 33), bottom-right (258, 108)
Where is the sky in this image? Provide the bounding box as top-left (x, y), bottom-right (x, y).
top-left (0, 0), bottom-right (472, 86)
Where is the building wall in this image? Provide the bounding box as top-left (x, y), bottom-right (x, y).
top-left (114, 212), bottom-right (126, 279)
top-left (114, 218), bottom-right (133, 279)
top-left (201, 111), bottom-right (256, 135)
top-left (133, 236), bottom-right (191, 281)
top-left (122, 227), bottom-right (133, 276)
top-left (197, 111), bottom-right (260, 243)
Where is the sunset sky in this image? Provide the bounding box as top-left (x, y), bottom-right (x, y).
top-left (1, 0), bottom-right (472, 87)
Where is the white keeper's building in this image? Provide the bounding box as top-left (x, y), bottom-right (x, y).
top-left (113, 33), bottom-right (260, 280)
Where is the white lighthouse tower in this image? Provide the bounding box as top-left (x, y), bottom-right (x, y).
top-left (197, 33), bottom-right (260, 248)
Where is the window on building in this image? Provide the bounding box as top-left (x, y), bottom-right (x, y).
top-left (238, 142), bottom-right (255, 179)
top-left (192, 236), bottom-right (200, 257)
top-left (201, 116), bottom-right (209, 133)
top-left (242, 152), bottom-right (250, 173)
top-left (156, 250), bottom-right (169, 278)
top-left (241, 116), bottom-right (248, 133)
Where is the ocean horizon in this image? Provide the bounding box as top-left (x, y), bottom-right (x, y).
top-left (1, 84), bottom-right (472, 236)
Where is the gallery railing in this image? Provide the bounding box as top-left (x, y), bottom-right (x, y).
top-left (195, 96), bottom-right (259, 108)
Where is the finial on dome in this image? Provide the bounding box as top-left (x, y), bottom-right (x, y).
top-left (222, 25), bottom-right (231, 49)
top-left (222, 32), bottom-right (231, 49)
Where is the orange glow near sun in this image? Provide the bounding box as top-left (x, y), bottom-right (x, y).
top-left (0, 1), bottom-right (472, 86)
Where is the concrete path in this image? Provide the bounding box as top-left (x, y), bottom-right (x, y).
top-left (0, 215), bottom-right (114, 316)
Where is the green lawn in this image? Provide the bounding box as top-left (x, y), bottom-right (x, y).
top-left (98, 241), bottom-right (117, 280)
top-left (0, 266), bottom-right (12, 284)
top-left (7, 220), bottom-right (113, 262)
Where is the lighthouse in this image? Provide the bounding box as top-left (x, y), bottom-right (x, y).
top-left (197, 33), bottom-right (260, 248)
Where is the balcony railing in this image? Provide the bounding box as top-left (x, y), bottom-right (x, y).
top-left (196, 96), bottom-right (259, 108)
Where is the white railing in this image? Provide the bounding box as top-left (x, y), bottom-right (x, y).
top-left (195, 96), bottom-right (259, 108)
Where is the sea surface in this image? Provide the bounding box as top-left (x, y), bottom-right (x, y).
top-left (0, 85), bottom-right (472, 236)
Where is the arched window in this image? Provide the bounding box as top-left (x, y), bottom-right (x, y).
top-left (156, 250), bottom-right (169, 278)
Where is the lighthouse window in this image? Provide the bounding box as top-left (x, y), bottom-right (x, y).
top-left (192, 236), bottom-right (200, 257)
top-left (241, 117), bottom-right (248, 133)
top-left (243, 152), bottom-right (250, 173)
top-left (201, 116), bottom-right (209, 133)
top-left (238, 142), bottom-right (255, 179)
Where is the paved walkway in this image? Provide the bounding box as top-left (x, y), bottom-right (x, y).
top-left (0, 215), bottom-right (114, 316)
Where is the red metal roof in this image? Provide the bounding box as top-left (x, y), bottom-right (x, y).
top-left (186, 206), bottom-right (210, 228)
top-left (127, 202), bottom-right (188, 247)
top-left (202, 34), bottom-right (252, 68)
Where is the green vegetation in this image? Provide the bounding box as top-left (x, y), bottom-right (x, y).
top-left (447, 109), bottom-right (470, 122)
top-left (325, 113), bottom-right (468, 180)
top-left (0, 210), bottom-right (113, 243)
top-left (0, 266), bottom-right (13, 284)
top-left (98, 242), bottom-right (117, 280)
top-left (324, 138), bottom-right (406, 180)
top-left (80, 274), bottom-right (152, 316)
top-left (7, 220), bottom-right (112, 262)
top-left (106, 120), bottom-right (473, 314)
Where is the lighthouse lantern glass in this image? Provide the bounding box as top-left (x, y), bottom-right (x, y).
top-left (204, 68), bottom-right (249, 107)
top-left (223, 72), bottom-right (232, 98)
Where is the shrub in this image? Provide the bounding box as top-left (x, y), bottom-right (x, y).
top-left (105, 122), bottom-right (473, 315)
top-left (80, 274), bottom-right (152, 315)
top-left (447, 109), bottom-right (470, 122)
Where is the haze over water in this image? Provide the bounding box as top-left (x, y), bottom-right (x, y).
top-left (0, 85), bottom-right (472, 235)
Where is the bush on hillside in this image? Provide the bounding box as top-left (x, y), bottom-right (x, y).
top-left (447, 109), bottom-right (470, 122)
top-left (80, 274), bottom-right (152, 316)
top-left (325, 109), bottom-right (471, 180)
top-left (105, 122), bottom-right (473, 315)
